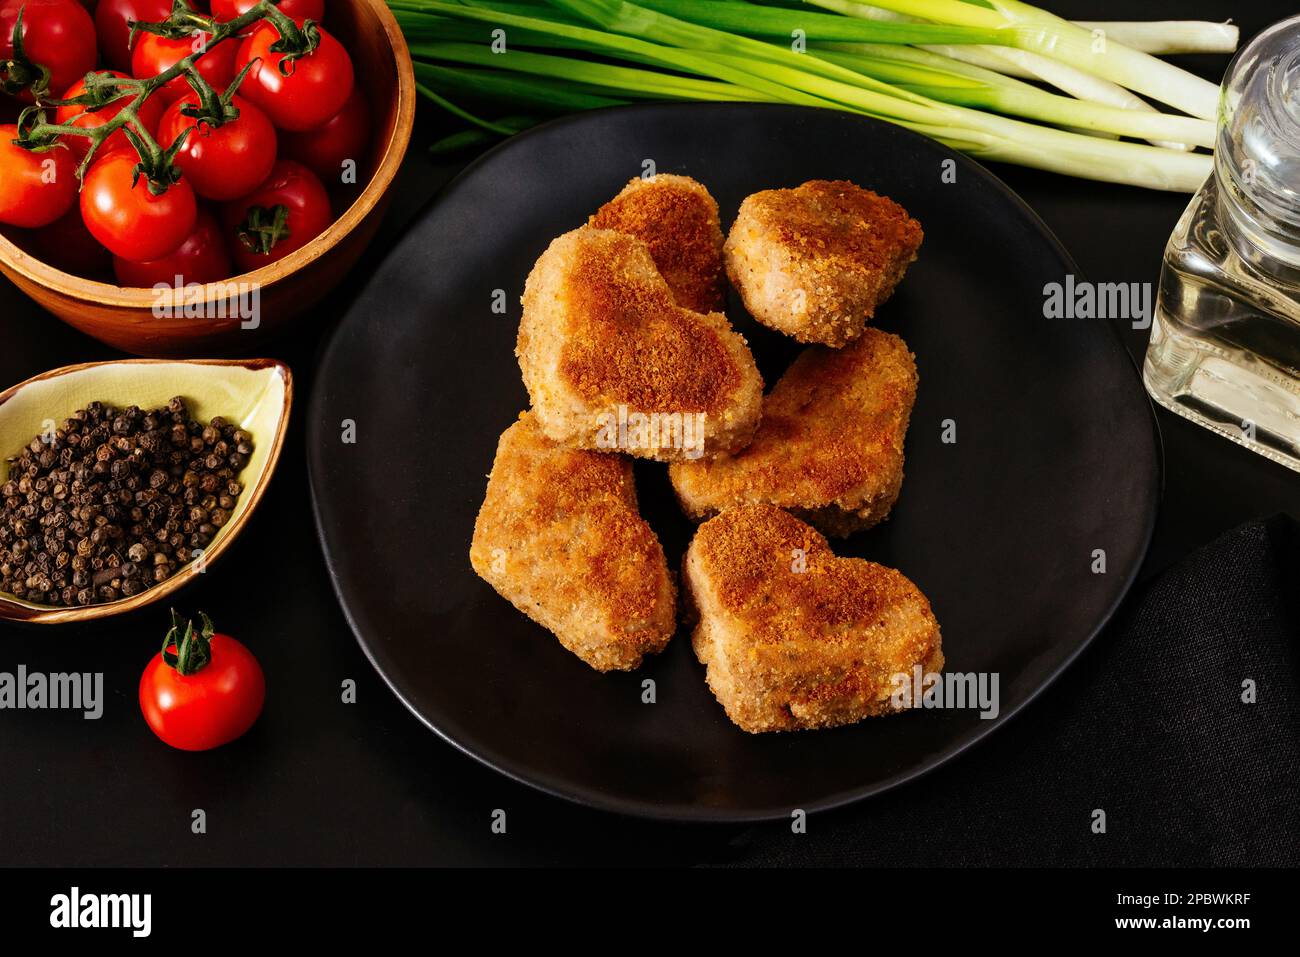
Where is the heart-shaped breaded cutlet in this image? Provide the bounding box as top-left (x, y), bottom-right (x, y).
top-left (518, 226), bottom-right (763, 462)
top-left (670, 328), bottom-right (917, 537)
top-left (683, 504), bottom-right (942, 732)
top-left (589, 174), bottom-right (726, 315)
top-left (469, 412), bottom-right (677, 672)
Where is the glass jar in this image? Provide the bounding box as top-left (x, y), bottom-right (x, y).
top-left (1144, 14), bottom-right (1300, 472)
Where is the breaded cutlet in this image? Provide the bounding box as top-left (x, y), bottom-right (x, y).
top-left (724, 180), bottom-right (923, 348)
top-left (669, 328), bottom-right (917, 537)
top-left (589, 174), bottom-right (726, 314)
top-left (518, 225), bottom-right (763, 462)
top-left (683, 504), bottom-right (943, 733)
top-left (469, 412), bottom-right (677, 672)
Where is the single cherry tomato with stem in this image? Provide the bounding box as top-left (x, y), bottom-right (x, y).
top-left (159, 92), bottom-right (276, 201)
top-left (32, 204), bottom-right (113, 274)
top-left (280, 85), bottom-right (369, 188)
top-left (0, 123), bottom-right (76, 227)
top-left (222, 158), bottom-right (330, 271)
top-left (211, 0), bottom-right (322, 23)
top-left (139, 611), bottom-right (266, 752)
top-left (55, 72), bottom-right (167, 162)
top-left (0, 0), bottom-right (96, 103)
top-left (235, 20), bottom-right (353, 131)
top-left (81, 150), bottom-right (197, 261)
top-left (93, 0), bottom-right (172, 72)
top-left (113, 207), bottom-right (232, 286)
top-left (132, 30), bottom-right (238, 105)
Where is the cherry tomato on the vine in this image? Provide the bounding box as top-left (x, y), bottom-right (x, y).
top-left (222, 158), bottom-right (330, 271)
top-left (113, 207), bottom-right (231, 286)
top-left (210, 0), bottom-right (322, 22)
top-left (81, 150), bottom-right (197, 261)
top-left (280, 85), bottom-right (369, 188)
top-left (0, 0), bottom-right (96, 103)
top-left (159, 92), bottom-right (276, 201)
top-left (32, 204), bottom-right (112, 274)
top-left (56, 72), bottom-right (166, 162)
top-left (93, 0), bottom-right (172, 72)
top-left (132, 30), bottom-right (237, 105)
top-left (139, 611), bottom-right (265, 752)
top-left (0, 123), bottom-right (76, 227)
top-left (235, 21), bottom-right (353, 131)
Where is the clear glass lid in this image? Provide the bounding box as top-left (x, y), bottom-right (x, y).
top-left (1217, 14), bottom-right (1300, 267)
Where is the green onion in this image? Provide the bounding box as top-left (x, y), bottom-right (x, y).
top-left (809, 0), bottom-right (1220, 119)
top-left (725, 0), bottom-right (1214, 148)
top-left (602, 0), bottom-right (1005, 45)
top-left (431, 126), bottom-right (515, 154)
top-left (414, 41), bottom-right (778, 102)
top-left (413, 80), bottom-right (525, 135)
top-left (910, 44), bottom-right (1197, 150)
top-left (815, 0), bottom-right (1214, 148)
top-left (607, 2), bottom-right (1212, 146)
top-left (814, 44), bottom-right (1214, 146)
top-left (390, 0), bottom-right (1221, 191)
top-left (414, 62), bottom-right (629, 112)
top-left (1073, 20), bottom-right (1240, 55)
top-left (396, 2), bottom-right (842, 107)
top-left (547, 0), bottom-right (986, 92)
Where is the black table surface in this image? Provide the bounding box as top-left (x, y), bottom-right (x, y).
top-left (2, 0), bottom-right (1296, 867)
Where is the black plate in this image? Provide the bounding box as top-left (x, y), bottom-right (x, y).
top-left (308, 104), bottom-right (1160, 822)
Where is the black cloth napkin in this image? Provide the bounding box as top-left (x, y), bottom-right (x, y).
top-left (718, 516), bottom-right (1300, 867)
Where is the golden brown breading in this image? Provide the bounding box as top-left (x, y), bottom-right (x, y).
top-left (589, 174), bottom-right (726, 315)
top-left (683, 504), bottom-right (942, 732)
top-left (724, 180), bottom-right (923, 348)
top-left (518, 225), bottom-right (763, 461)
top-left (469, 412), bottom-right (677, 672)
top-left (669, 328), bottom-right (917, 537)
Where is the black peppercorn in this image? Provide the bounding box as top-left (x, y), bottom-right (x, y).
top-left (0, 398), bottom-right (252, 608)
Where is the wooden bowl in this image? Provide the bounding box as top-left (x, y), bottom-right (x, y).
top-left (0, 0), bottom-right (415, 357)
top-left (0, 359), bottom-right (292, 624)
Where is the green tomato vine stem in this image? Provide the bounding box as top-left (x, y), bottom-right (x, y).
top-left (161, 609), bottom-right (215, 676)
top-left (0, 8), bottom-right (52, 97)
top-left (11, 0), bottom-right (321, 194)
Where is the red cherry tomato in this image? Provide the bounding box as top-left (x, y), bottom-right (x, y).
top-left (222, 158), bottom-right (330, 271)
top-left (55, 72), bottom-right (166, 162)
top-left (280, 85), bottom-right (369, 188)
top-left (81, 150), bottom-right (197, 261)
top-left (0, 123), bottom-right (76, 227)
top-left (235, 21), bottom-right (353, 131)
top-left (32, 204), bottom-right (112, 274)
top-left (158, 93), bottom-right (276, 201)
top-left (113, 207), bottom-right (231, 286)
top-left (139, 612), bottom-right (265, 752)
top-left (93, 0), bottom-right (172, 72)
top-left (132, 31), bottom-right (237, 105)
top-left (210, 0), bottom-right (322, 22)
top-left (0, 0), bottom-right (96, 103)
